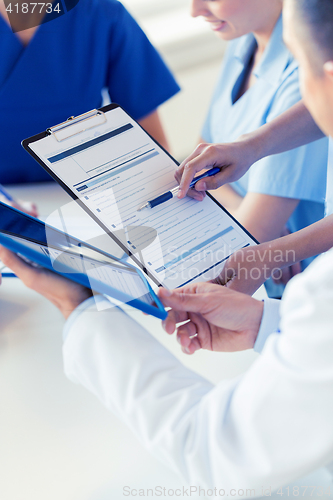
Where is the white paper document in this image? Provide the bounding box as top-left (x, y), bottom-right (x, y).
top-left (28, 105), bottom-right (256, 288)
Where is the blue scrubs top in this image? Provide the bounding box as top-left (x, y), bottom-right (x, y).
top-left (202, 16), bottom-right (328, 273)
top-left (0, 0), bottom-right (180, 183)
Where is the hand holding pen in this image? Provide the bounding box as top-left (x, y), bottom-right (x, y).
top-left (174, 141), bottom-right (256, 199)
top-left (138, 167), bottom-right (220, 211)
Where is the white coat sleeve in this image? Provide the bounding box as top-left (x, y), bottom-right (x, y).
top-left (254, 298), bottom-right (281, 353)
top-left (62, 250), bottom-right (333, 495)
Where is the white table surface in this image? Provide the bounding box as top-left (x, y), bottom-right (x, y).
top-left (0, 183), bottom-right (261, 500)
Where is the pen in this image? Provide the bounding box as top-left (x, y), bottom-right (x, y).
top-left (0, 183), bottom-right (14, 202)
top-left (0, 263), bottom-right (16, 278)
top-left (138, 167), bottom-right (221, 211)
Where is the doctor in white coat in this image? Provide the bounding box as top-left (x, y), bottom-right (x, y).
top-left (1, 0), bottom-right (333, 496)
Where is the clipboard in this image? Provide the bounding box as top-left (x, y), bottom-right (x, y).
top-left (0, 201), bottom-right (167, 320)
top-left (22, 103), bottom-right (258, 289)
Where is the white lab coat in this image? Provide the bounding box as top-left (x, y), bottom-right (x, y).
top-left (62, 249), bottom-right (333, 497)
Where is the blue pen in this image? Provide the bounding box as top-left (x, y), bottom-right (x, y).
top-left (0, 183), bottom-right (14, 202)
top-left (0, 263), bottom-right (16, 278)
top-left (138, 167), bottom-right (220, 211)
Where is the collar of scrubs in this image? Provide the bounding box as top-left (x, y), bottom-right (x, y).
top-left (0, 14), bottom-right (45, 91)
top-left (0, 12), bottom-right (43, 45)
top-left (233, 15), bottom-right (293, 87)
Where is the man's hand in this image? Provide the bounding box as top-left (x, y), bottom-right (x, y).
top-left (158, 283), bottom-right (263, 355)
top-left (0, 247), bottom-right (92, 319)
top-left (212, 241), bottom-right (301, 295)
top-left (175, 137), bottom-right (259, 200)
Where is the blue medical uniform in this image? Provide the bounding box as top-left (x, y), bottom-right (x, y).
top-left (202, 16), bottom-right (328, 285)
top-left (0, 0), bottom-right (180, 183)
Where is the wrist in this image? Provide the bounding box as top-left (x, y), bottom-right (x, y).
top-left (266, 233), bottom-right (302, 270)
top-left (255, 238), bottom-right (295, 272)
top-left (57, 290), bottom-right (93, 319)
top-left (237, 130), bottom-right (266, 165)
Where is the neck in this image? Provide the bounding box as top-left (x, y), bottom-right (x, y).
top-left (0, 1), bottom-right (40, 45)
top-left (0, 1), bottom-right (10, 24)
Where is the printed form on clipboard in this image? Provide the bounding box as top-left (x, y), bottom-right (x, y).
top-left (23, 104), bottom-right (257, 289)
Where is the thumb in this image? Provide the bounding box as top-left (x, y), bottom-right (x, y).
top-left (194, 168), bottom-right (232, 192)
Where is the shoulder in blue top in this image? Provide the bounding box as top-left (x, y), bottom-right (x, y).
top-left (202, 16), bottom-right (328, 271)
top-left (0, 0), bottom-right (180, 183)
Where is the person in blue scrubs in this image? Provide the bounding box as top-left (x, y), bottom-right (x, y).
top-left (0, 0), bottom-right (180, 184)
top-left (191, 0), bottom-right (328, 294)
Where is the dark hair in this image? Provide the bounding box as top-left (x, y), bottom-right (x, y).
top-left (296, 0), bottom-right (333, 60)
top-left (292, 0), bottom-right (333, 63)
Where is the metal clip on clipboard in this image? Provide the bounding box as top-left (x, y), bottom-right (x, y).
top-left (47, 109), bottom-right (107, 142)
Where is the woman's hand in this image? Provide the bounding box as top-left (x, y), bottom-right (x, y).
top-left (0, 247), bottom-right (92, 319)
top-left (158, 283), bottom-right (263, 355)
top-left (175, 102), bottom-right (324, 201)
top-left (175, 137), bottom-right (259, 200)
top-left (271, 261), bottom-right (301, 286)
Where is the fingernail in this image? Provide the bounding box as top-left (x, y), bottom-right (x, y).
top-left (177, 335), bottom-right (181, 344)
top-left (184, 347), bottom-right (190, 354)
top-left (177, 189), bottom-right (183, 198)
top-left (160, 288), bottom-right (171, 297)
